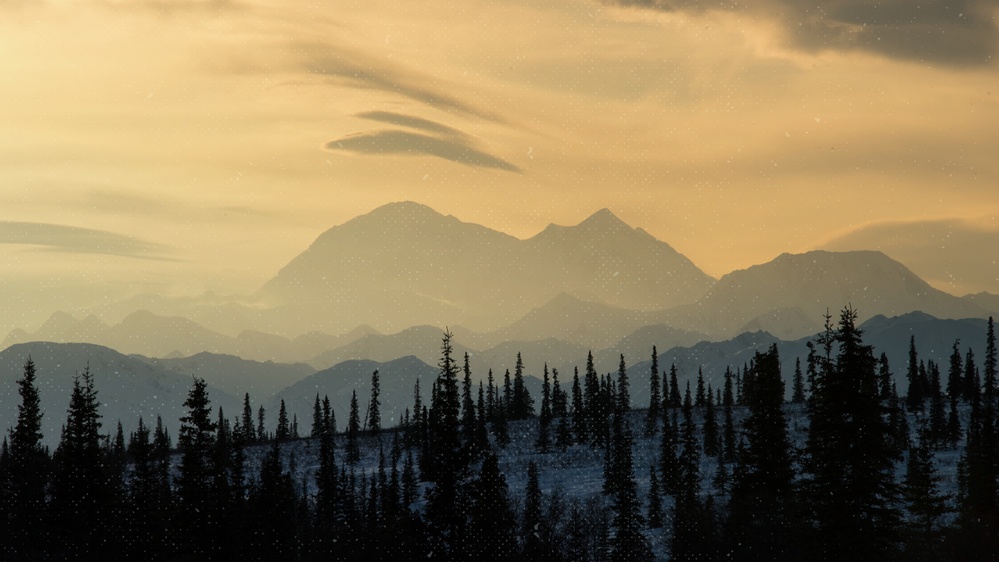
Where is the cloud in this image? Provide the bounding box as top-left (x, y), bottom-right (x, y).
top-left (610, 0), bottom-right (998, 66)
top-left (325, 130), bottom-right (521, 173)
top-left (355, 111), bottom-right (469, 138)
top-left (0, 222), bottom-right (172, 259)
top-left (819, 218), bottom-right (999, 294)
top-left (300, 44), bottom-right (507, 122)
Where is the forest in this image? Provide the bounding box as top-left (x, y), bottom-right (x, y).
top-left (1, 306), bottom-right (998, 561)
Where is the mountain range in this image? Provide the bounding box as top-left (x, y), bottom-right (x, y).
top-left (2, 311), bottom-right (991, 450)
top-left (3, 201), bottom-right (998, 380)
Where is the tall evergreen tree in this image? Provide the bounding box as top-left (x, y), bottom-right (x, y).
top-left (467, 453), bottom-right (515, 562)
top-left (126, 416), bottom-right (171, 559)
top-left (312, 394), bottom-right (324, 438)
top-left (510, 352), bottom-right (534, 420)
top-left (948, 340), bottom-right (964, 400)
top-left (695, 367), bottom-right (706, 407)
top-left (369, 369), bottom-right (382, 435)
top-left (722, 366), bottom-right (737, 463)
top-left (50, 365), bottom-right (112, 558)
top-left (726, 344), bottom-right (795, 561)
top-left (571, 367), bottom-right (587, 444)
top-left (668, 363), bottom-right (682, 408)
top-left (176, 376), bottom-right (218, 558)
top-left (645, 346), bottom-right (661, 436)
top-left (242, 392), bottom-right (256, 443)
top-left (537, 364), bottom-right (553, 452)
top-left (552, 368), bottom-right (567, 418)
top-left (907, 335), bottom-right (925, 411)
top-left (647, 464), bottom-right (664, 529)
top-left (346, 390), bottom-right (361, 464)
top-left (4, 357), bottom-right (49, 559)
top-left (957, 316), bottom-right (998, 552)
top-left (802, 308), bottom-right (900, 561)
top-left (257, 404), bottom-right (267, 442)
top-left (703, 386), bottom-right (719, 457)
top-left (902, 424), bottom-right (950, 560)
top-left (608, 374), bottom-right (651, 562)
top-left (522, 462), bottom-right (544, 562)
top-left (424, 329), bottom-right (472, 560)
top-left (276, 399), bottom-right (290, 442)
top-left (486, 368), bottom-right (496, 423)
top-left (792, 357), bottom-right (807, 404)
top-left (671, 383), bottom-right (712, 561)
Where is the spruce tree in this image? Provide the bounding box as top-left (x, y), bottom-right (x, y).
top-left (522, 462), bottom-right (544, 562)
top-left (241, 392), bottom-right (255, 442)
top-left (703, 385), bottom-right (719, 457)
top-left (51, 365), bottom-right (110, 557)
top-left (902, 424), bottom-right (950, 559)
top-left (176, 376), bottom-right (218, 557)
top-left (369, 369), bottom-right (382, 435)
top-left (571, 367), bottom-right (587, 444)
top-left (511, 352), bottom-right (534, 420)
top-left (726, 344), bottom-right (795, 561)
top-left (5, 356), bottom-right (49, 559)
top-left (347, 390), bottom-right (361, 464)
top-left (647, 464), bottom-right (664, 529)
top-left (802, 308), bottom-right (900, 561)
top-left (791, 357), bottom-right (807, 404)
top-left (695, 367), bottom-right (706, 407)
top-left (609, 407), bottom-right (651, 562)
top-left (645, 346), bottom-right (661, 436)
top-left (424, 329), bottom-right (471, 559)
top-left (671, 384), bottom-right (711, 561)
top-left (462, 355), bottom-right (476, 444)
top-left (907, 335), bottom-right (924, 411)
top-left (467, 453), bottom-right (515, 562)
top-left (668, 363), bottom-right (681, 408)
top-left (276, 398), bottom-right (290, 442)
top-left (537, 364), bottom-right (552, 452)
top-left (552, 368), bottom-right (567, 418)
top-left (948, 340), bottom-right (964, 400)
top-left (312, 394), bottom-right (323, 438)
top-left (722, 366), bottom-right (737, 463)
top-left (257, 404), bottom-right (267, 442)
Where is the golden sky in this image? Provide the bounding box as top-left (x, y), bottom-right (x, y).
top-left (1, 0), bottom-right (998, 332)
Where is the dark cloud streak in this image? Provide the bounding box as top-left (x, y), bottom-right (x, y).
top-left (355, 111), bottom-right (469, 138)
top-left (301, 45), bottom-right (508, 122)
top-left (0, 222), bottom-right (172, 259)
top-left (325, 130), bottom-right (521, 173)
top-left (612, 0), bottom-right (998, 66)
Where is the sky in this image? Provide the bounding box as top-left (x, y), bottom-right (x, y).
top-left (1, 0), bottom-right (998, 333)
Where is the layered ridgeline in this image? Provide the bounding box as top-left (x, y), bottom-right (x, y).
top-left (662, 250), bottom-right (989, 340)
top-left (3, 203), bottom-right (998, 368)
top-left (257, 202), bottom-right (715, 336)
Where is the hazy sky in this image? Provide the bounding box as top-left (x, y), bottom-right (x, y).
top-left (2, 0), bottom-right (998, 331)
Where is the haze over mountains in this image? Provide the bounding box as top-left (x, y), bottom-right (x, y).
top-left (5, 201), bottom-right (997, 364)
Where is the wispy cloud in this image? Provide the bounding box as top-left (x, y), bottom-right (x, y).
top-left (356, 111), bottom-right (469, 138)
top-left (0, 222), bottom-right (172, 259)
top-left (608, 0), bottom-right (998, 66)
top-left (325, 129), bottom-right (521, 173)
top-left (299, 43), bottom-right (507, 122)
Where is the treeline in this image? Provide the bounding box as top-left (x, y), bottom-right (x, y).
top-left (2, 308), bottom-right (999, 560)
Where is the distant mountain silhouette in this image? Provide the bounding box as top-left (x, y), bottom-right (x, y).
top-left (3, 310), bottom-right (375, 364)
top-left (0, 342), bottom-right (240, 448)
top-left (664, 250), bottom-right (988, 339)
top-left (259, 201), bottom-right (714, 335)
top-left (135, 351), bottom-right (316, 399)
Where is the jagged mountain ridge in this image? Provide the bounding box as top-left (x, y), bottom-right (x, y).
top-left (258, 201), bottom-right (715, 335)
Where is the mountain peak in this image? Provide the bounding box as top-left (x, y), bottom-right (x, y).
top-left (365, 201), bottom-right (448, 222)
top-left (579, 208), bottom-right (628, 229)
